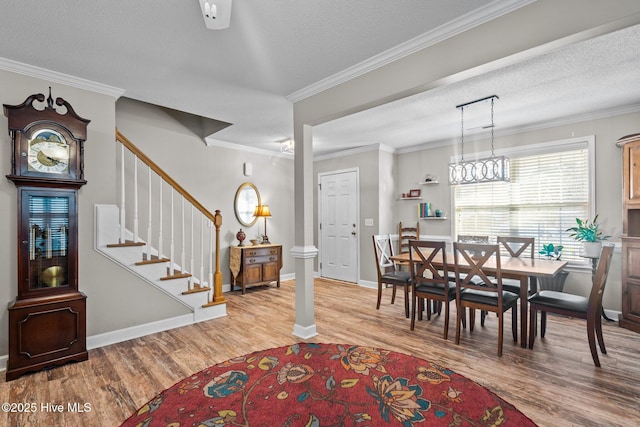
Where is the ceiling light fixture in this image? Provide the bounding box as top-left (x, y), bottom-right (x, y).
top-left (204, 1), bottom-right (217, 19)
top-left (280, 138), bottom-right (295, 155)
top-left (448, 95), bottom-right (510, 185)
top-left (199, 0), bottom-right (232, 30)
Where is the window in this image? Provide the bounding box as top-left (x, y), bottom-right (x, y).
top-left (453, 137), bottom-right (593, 265)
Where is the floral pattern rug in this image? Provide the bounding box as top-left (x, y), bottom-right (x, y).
top-left (121, 343), bottom-right (536, 426)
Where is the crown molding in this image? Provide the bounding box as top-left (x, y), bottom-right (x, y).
top-left (314, 143), bottom-right (395, 162)
top-left (0, 56), bottom-right (125, 98)
top-left (204, 137), bottom-right (293, 159)
top-left (286, 0), bottom-right (536, 103)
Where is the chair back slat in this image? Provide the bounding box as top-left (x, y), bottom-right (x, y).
top-left (409, 240), bottom-right (448, 286)
top-left (589, 244), bottom-right (615, 312)
top-left (399, 222), bottom-right (419, 254)
top-left (453, 243), bottom-right (502, 292)
top-left (498, 236), bottom-right (535, 258)
top-left (372, 234), bottom-right (396, 273)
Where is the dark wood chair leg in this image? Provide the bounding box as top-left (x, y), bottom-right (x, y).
top-left (497, 312), bottom-right (504, 357)
top-left (376, 281), bottom-right (382, 309)
top-left (587, 316), bottom-right (601, 367)
top-left (511, 305), bottom-right (518, 342)
top-left (404, 286), bottom-right (410, 318)
top-left (443, 299), bottom-right (450, 340)
top-left (410, 293), bottom-right (417, 331)
top-left (455, 302), bottom-right (462, 345)
top-left (541, 311), bottom-right (547, 337)
top-left (595, 314), bottom-right (607, 354)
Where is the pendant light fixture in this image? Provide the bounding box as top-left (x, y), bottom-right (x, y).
top-left (448, 95), bottom-right (510, 185)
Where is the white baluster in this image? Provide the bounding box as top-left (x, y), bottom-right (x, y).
top-left (200, 214), bottom-right (205, 287)
top-left (190, 204), bottom-right (194, 280)
top-left (133, 156), bottom-right (139, 242)
top-left (146, 167), bottom-right (152, 259)
top-left (119, 144), bottom-right (126, 244)
top-left (181, 197), bottom-right (186, 275)
top-left (170, 190), bottom-right (175, 275)
top-left (158, 178), bottom-right (163, 259)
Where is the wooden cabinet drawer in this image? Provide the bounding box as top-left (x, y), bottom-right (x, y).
top-left (245, 254), bottom-right (279, 265)
top-left (244, 247), bottom-right (279, 257)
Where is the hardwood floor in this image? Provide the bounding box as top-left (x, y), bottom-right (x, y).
top-left (1, 278), bottom-right (639, 426)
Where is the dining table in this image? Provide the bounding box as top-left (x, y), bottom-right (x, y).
top-left (391, 248), bottom-right (567, 348)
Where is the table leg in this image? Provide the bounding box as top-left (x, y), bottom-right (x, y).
top-left (520, 276), bottom-right (528, 348)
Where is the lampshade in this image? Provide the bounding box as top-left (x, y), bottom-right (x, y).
top-left (253, 204), bottom-right (271, 217)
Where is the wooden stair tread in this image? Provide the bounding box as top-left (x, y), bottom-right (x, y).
top-left (107, 240), bottom-right (146, 248)
top-left (160, 268), bottom-right (192, 281)
top-left (182, 284), bottom-right (211, 295)
top-left (135, 255), bottom-right (170, 266)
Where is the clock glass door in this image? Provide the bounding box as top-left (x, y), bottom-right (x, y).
top-left (28, 194), bottom-right (69, 289)
top-left (19, 188), bottom-right (77, 296)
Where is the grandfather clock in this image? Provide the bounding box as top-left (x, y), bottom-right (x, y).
top-left (4, 89), bottom-right (90, 381)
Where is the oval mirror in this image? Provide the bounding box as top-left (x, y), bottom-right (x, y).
top-left (234, 182), bottom-right (261, 227)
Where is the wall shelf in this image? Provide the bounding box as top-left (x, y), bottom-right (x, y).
top-left (420, 180), bottom-right (439, 185)
top-left (399, 197), bottom-right (422, 200)
top-left (420, 216), bottom-right (447, 220)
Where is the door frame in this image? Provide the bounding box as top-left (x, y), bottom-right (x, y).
top-left (317, 168), bottom-right (360, 283)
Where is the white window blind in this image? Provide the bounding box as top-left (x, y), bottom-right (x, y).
top-left (454, 147), bottom-right (590, 262)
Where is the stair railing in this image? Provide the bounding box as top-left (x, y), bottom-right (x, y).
top-left (115, 129), bottom-right (225, 307)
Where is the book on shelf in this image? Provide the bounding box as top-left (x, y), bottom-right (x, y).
top-left (418, 202), bottom-right (432, 218)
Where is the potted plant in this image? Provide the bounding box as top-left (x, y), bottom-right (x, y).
top-left (538, 243), bottom-right (563, 260)
top-left (537, 243), bottom-right (568, 291)
top-left (565, 214), bottom-right (610, 257)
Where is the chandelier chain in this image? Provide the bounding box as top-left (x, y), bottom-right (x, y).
top-left (490, 97), bottom-right (495, 156)
top-left (460, 106), bottom-right (465, 161)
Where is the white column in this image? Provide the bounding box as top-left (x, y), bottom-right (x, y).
top-left (291, 123), bottom-right (318, 339)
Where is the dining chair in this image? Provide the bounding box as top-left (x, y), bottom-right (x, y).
top-left (497, 236), bottom-right (536, 296)
top-left (409, 240), bottom-right (457, 339)
top-left (528, 244), bottom-right (614, 367)
top-left (398, 222), bottom-right (420, 254)
top-left (453, 242), bottom-right (519, 356)
top-left (372, 234), bottom-right (412, 317)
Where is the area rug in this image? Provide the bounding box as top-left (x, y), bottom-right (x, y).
top-left (121, 343), bottom-right (536, 426)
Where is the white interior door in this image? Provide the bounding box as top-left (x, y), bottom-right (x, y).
top-left (319, 170), bottom-right (358, 283)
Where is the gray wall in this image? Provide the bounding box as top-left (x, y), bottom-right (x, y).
top-left (115, 98), bottom-right (296, 286)
top-left (392, 111), bottom-right (640, 312)
top-left (0, 73), bottom-right (295, 357)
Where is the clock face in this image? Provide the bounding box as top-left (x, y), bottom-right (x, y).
top-left (27, 129), bottom-right (70, 174)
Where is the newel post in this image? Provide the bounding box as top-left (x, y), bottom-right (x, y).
top-left (204, 209), bottom-right (225, 306)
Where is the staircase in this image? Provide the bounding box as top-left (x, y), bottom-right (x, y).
top-left (93, 130), bottom-right (226, 323)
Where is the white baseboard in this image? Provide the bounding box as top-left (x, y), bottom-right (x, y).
top-left (0, 311), bottom-right (227, 373)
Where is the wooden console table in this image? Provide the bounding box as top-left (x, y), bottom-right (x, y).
top-left (230, 244), bottom-right (282, 294)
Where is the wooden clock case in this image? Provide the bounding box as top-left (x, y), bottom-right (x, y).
top-left (4, 89), bottom-right (90, 381)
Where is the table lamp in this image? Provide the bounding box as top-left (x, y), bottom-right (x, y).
top-left (253, 204), bottom-right (272, 244)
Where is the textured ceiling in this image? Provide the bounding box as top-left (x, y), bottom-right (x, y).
top-left (314, 23), bottom-right (640, 155)
top-left (0, 1), bottom-right (639, 156)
